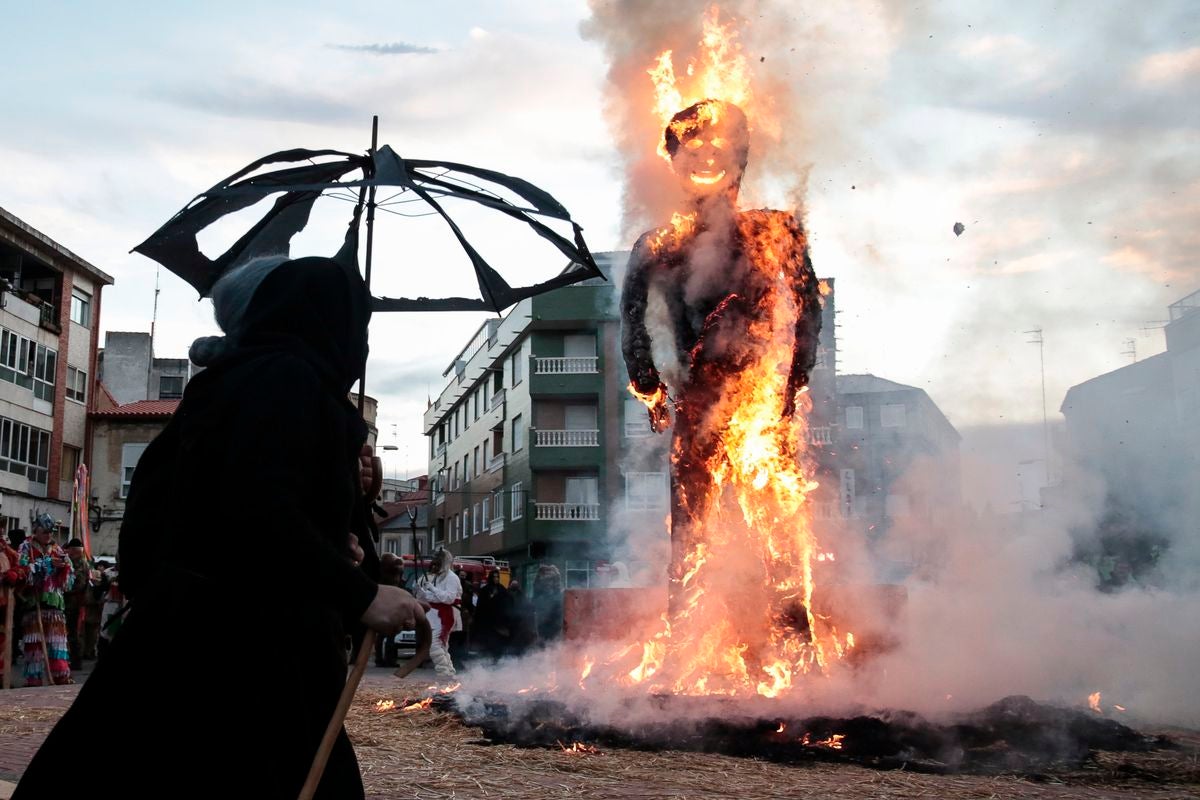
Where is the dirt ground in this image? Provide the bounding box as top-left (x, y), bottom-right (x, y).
top-left (350, 680), bottom-right (1200, 800)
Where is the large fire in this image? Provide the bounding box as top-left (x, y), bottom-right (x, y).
top-left (587, 5), bottom-right (845, 699)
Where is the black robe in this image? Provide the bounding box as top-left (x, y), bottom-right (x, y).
top-left (15, 258), bottom-right (379, 799)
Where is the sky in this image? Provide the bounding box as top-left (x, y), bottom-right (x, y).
top-left (1, 0), bottom-right (1197, 490)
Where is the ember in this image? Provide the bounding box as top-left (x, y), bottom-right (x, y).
top-left (402, 698), bottom-right (434, 713)
top-left (447, 693), bottom-right (1172, 775)
top-left (375, 699), bottom-right (396, 713)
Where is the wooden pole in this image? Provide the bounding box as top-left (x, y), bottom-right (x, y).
top-left (33, 598), bottom-right (54, 685)
top-left (2, 587), bottom-right (13, 690)
top-left (356, 115), bottom-right (379, 415)
top-left (297, 630), bottom-right (376, 800)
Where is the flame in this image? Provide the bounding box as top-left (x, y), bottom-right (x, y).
top-left (800, 733), bottom-right (845, 750)
top-left (579, 655), bottom-right (595, 689)
top-left (649, 6), bottom-right (760, 162)
top-left (375, 699), bottom-right (396, 712)
top-left (1114, 704), bottom-right (1127, 712)
top-left (558, 741), bottom-right (601, 755)
top-left (628, 381), bottom-right (672, 433)
top-left (775, 722), bottom-right (786, 733)
top-left (402, 697), bottom-right (434, 713)
top-left (1088, 692), bottom-right (1102, 713)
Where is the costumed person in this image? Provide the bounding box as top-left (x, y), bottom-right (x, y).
top-left (95, 560), bottom-right (124, 661)
top-left (17, 515), bottom-right (74, 687)
top-left (62, 538), bottom-right (91, 671)
top-left (412, 547), bottom-right (461, 677)
top-left (14, 254), bottom-right (425, 800)
top-left (1, 529), bottom-right (27, 688)
top-left (448, 568), bottom-right (474, 667)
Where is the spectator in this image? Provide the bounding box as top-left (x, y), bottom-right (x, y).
top-left (413, 548), bottom-right (461, 677)
top-left (13, 255), bottom-right (425, 800)
top-left (6, 530), bottom-right (27, 671)
top-left (62, 538), bottom-right (91, 671)
top-left (533, 564), bottom-right (564, 643)
top-left (1, 530), bottom-right (27, 688)
top-left (96, 560), bottom-right (124, 661)
top-left (450, 568), bottom-right (474, 666)
top-left (473, 570), bottom-right (509, 662)
top-left (504, 580), bottom-right (538, 657)
top-left (17, 515), bottom-right (73, 686)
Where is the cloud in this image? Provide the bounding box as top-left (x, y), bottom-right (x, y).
top-left (326, 41), bottom-right (439, 55)
top-left (1133, 46), bottom-right (1200, 87)
top-left (150, 80), bottom-right (360, 125)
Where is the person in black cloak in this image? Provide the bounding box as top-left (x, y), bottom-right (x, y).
top-left (13, 254), bottom-right (426, 799)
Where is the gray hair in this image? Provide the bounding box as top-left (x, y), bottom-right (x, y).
top-left (189, 255), bottom-right (289, 365)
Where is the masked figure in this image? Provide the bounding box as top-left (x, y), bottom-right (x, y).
top-left (413, 547), bottom-right (462, 676)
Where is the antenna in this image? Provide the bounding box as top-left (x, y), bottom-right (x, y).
top-left (147, 266), bottom-right (161, 398)
top-left (1025, 327), bottom-right (1051, 486)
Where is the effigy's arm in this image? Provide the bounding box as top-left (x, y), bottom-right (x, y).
top-left (621, 234), bottom-right (671, 432)
top-left (783, 218), bottom-right (823, 419)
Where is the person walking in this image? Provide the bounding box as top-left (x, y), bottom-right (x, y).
top-left (13, 255), bottom-right (425, 800)
top-left (413, 548), bottom-right (461, 677)
top-left (17, 515), bottom-right (74, 687)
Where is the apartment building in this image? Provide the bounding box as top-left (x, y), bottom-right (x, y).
top-left (0, 207), bottom-right (113, 536)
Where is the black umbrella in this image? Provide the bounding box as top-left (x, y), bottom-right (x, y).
top-left (132, 138), bottom-right (603, 312)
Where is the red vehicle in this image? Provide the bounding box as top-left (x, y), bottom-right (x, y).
top-left (398, 554), bottom-right (510, 590)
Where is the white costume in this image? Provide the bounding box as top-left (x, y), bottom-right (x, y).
top-left (414, 552), bottom-right (462, 676)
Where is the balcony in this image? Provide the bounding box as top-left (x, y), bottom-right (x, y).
top-left (435, 441), bottom-right (447, 457)
top-left (534, 429), bottom-right (599, 447)
top-left (535, 502), bottom-right (601, 521)
top-left (534, 357), bottom-right (598, 374)
top-left (486, 452), bottom-right (506, 473)
top-left (809, 426), bottom-right (832, 445)
top-left (489, 516), bottom-right (505, 534)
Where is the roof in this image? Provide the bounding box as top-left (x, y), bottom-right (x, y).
top-left (0, 205), bottom-right (115, 286)
top-left (1060, 352), bottom-right (1171, 414)
top-left (91, 399), bottom-right (180, 420)
top-left (837, 374), bottom-right (918, 394)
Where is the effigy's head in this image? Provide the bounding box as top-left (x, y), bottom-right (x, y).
top-left (664, 99), bottom-right (749, 198)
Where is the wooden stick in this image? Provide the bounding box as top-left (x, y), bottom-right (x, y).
top-left (33, 598), bottom-right (54, 686)
top-left (298, 629), bottom-right (377, 800)
top-left (2, 587), bottom-right (13, 690)
top-left (393, 614), bottom-right (432, 680)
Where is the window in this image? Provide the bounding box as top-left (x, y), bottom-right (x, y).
top-left (881, 403), bottom-right (907, 428)
top-left (70, 289), bottom-right (92, 327)
top-left (66, 366), bottom-right (87, 403)
top-left (566, 476), bottom-right (599, 507)
top-left (61, 445), bottom-right (81, 483)
top-left (452, 462), bottom-right (459, 489)
top-left (565, 560), bottom-right (592, 589)
top-left (492, 488), bottom-right (504, 522)
top-left (512, 413), bottom-right (525, 451)
top-left (474, 388), bottom-right (480, 421)
top-left (624, 398), bottom-right (651, 437)
top-left (384, 538), bottom-right (401, 555)
top-left (845, 406), bottom-right (864, 429)
top-left (462, 511), bottom-right (469, 540)
top-left (0, 329), bottom-right (35, 390)
top-left (463, 454), bottom-right (470, 484)
top-left (473, 503), bottom-right (480, 536)
top-left (159, 375), bottom-right (184, 399)
top-left (482, 497), bottom-right (490, 532)
top-left (33, 345), bottom-right (56, 402)
top-left (474, 445), bottom-right (480, 478)
top-left (511, 482), bottom-right (523, 520)
top-left (511, 348), bottom-right (524, 386)
top-left (563, 333), bottom-right (596, 357)
top-left (121, 442), bottom-right (149, 498)
top-left (626, 471), bottom-right (667, 511)
top-left (0, 417), bottom-right (51, 486)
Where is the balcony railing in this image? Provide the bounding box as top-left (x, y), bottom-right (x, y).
top-left (809, 426), bottom-right (832, 445)
top-left (486, 452), bottom-right (506, 473)
top-left (534, 429), bottom-right (599, 447)
top-left (535, 502), bottom-right (600, 521)
top-left (533, 356), bottom-right (598, 374)
top-left (435, 441), bottom-right (447, 457)
top-left (489, 517), bottom-right (504, 534)
top-left (624, 419), bottom-right (652, 438)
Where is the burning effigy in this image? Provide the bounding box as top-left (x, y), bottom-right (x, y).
top-left (404, 2), bottom-right (1188, 778)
